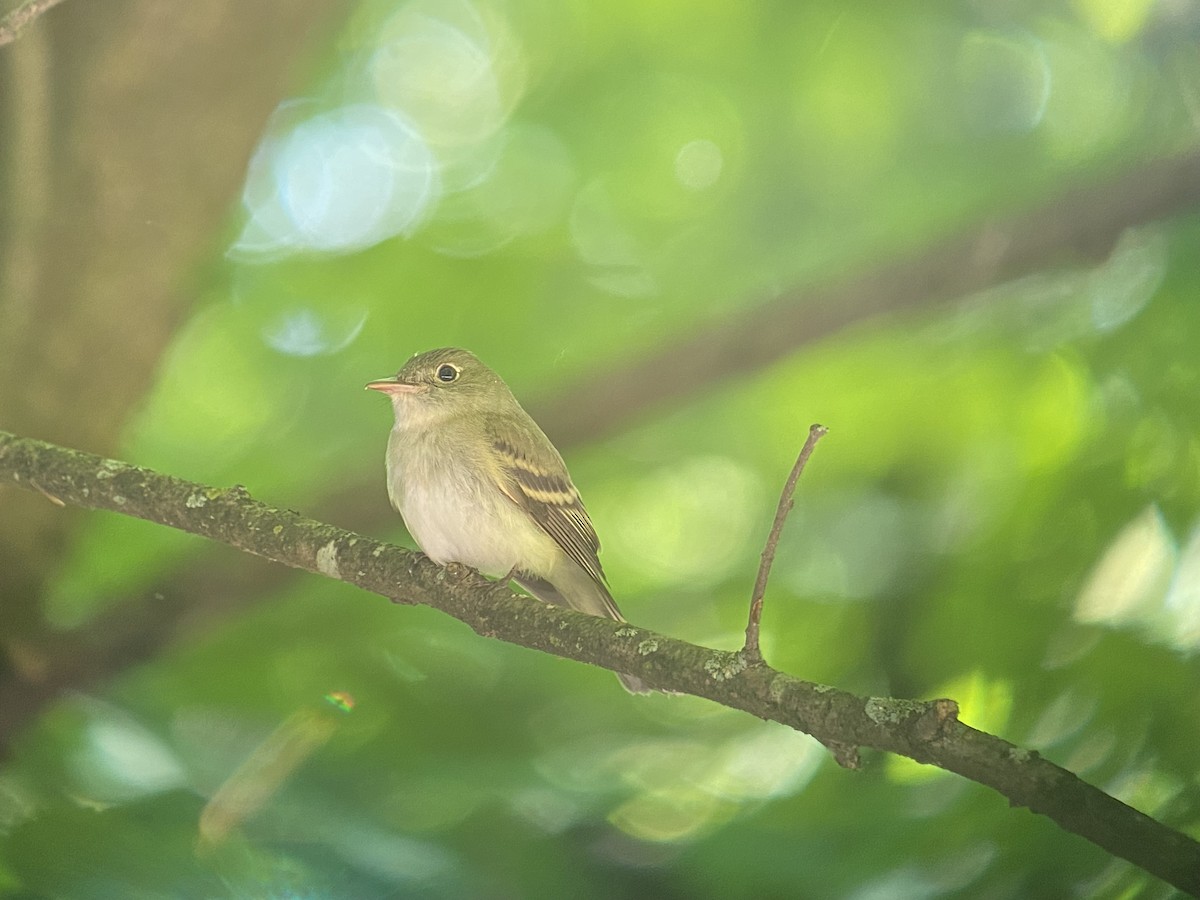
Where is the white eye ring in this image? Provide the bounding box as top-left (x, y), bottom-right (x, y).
top-left (436, 363), bottom-right (461, 383)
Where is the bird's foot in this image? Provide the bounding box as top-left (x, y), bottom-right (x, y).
top-left (443, 561), bottom-right (472, 583)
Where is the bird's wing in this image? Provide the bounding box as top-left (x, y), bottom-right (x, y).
top-left (487, 418), bottom-right (607, 588)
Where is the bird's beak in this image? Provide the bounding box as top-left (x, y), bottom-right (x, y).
top-left (365, 378), bottom-right (424, 395)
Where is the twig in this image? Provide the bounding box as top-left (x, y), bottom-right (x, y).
top-left (2, 429), bottom-right (1200, 894)
top-left (743, 424), bottom-right (828, 663)
top-left (0, 0), bottom-right (68, 48)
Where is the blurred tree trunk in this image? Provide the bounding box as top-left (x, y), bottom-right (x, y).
top-left (0, 0), bottom-right (345, 654)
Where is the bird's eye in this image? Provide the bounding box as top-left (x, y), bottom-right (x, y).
top-left (436, 363), bottom-right (460, 383)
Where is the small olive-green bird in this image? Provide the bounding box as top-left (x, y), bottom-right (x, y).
top-left (367, 348), bottom-right (647, 693)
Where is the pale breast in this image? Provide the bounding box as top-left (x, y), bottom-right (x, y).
top-left (386, 426), bottom-right (560, 578)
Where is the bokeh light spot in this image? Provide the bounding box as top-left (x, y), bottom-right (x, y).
top-left (233, 103), bottom-right (439, 259)
top-left (71, 700), bottom-right (186, 803)
top-left (1075, 504), bottom-right (1175, 628)
top-left (569, 178), bottom-right (657, 297)
top-left (674, 139), bottom-right (723, 191)
top-left (1088, 226), bottom-right (1166, 332)
top-left (369, 0), bottom-right (521, 148)
top-left (1025, 689), bottom-right (1099, 749)
top-left (608, 456), bottom-right (764, 588)
top-left (1016, 352), bottom-right (1088, 472)
top-left (261, 305), bottom-right (368, 358)
top-left (1037, 21), bottom-right (1131, 161)
top-left (778, 492), bottom-right (911, 601)
top-left (605, 725), bottom-right (822, 843)
top-left (1072, 0), bottom-right (1158, 43)
top-left (425, 124), bottom-right (577, 257)
top-left (956, 30), bottom-right (1050, 134)
top-left (1163, 523), bottom-right (1200, 651)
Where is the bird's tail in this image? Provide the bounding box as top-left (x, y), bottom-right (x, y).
top-left (514, 568), bottom-right (651, 694)
top-left (615, 671), bottom-right (650, 694)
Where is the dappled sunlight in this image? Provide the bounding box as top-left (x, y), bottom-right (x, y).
top-left (376, 771), bottom-right (489, 833)
top-left (1072, 0), bottom-right (1159, 43)
top-left (1088, 226), bottom-right (1167, 332)
top-left (609, 788), bottom-right (734, 844)
top-left (887, 671), bottom-right (1013, 786)
top-left (1163, 523), bottom-right (1200, 651)
top-left (69, 699), bottom-right (186, 804)
top-left (230, 264), bottom-right (373, 359)
top-left (1025, 690), bottom-right (1123, 777)
top-left (942, 671), bottom-right (1015, 737)
top-left (776, 490), bottom-right (914, 601)
top-left (260, 306), bottom-right (369, 358)
top-left (508, 785), bottom-right (588, 835)
top-left (605, 725), bottom-right (824, 843)
top-left (1037, 18), bottom-right (1133, 162)
top-left (1013, 352), bottom-right (1090, 472)
top-left (753, 331), bottom-right (1091, 492)
top-left (1105, 763), bottom-right (1186, 820)
top-left (366, 0), bottom-right (521, 151)
top-left (306, 819), bottom-right (463, 891)
top-left (847, 842), bottom-right (999, 900)
top-left (957, 225), bottom-right (1166, 352)
top-left (376, 622), bottom-right (508, 692)
top-left (1062, 727), bottom-right (1119, 777)
top-left (569, 177), bottom-right (658, 298)
top-left (604, 456), bottom-right (765, 590)
top-left (885, 753), bottom-right (953, 788)
top-left (424, 124), bottom-right (577, 257)
top-left (1077, 510), bottom-right (1200, 652)
top-left (233, 101), bottom-right (440, 258)
top-left (788, 10), bottom-right (904, 185)
top-left (135, 308), bottom-right (306, 470)
top-left (532, 731), bottom-right (635, 796)
top-left (674, 138), bottom-right (724, 191)
top-left (1025, 688), bottom-right (1100, 751)
top-left (1074, 505), bottom-right (1178, 636)
top-left (529, 694), bottom-right (822, 846)
top-left (10, 0), bottom-right (1200, 895)
top-left (956, 30), bottom-right (1051, 135)
top-left (231, 0), bottom-right (527, 263)
top-left (564, 69), bottom-right (744, 293)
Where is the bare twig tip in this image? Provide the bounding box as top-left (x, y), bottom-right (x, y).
top-left (743, 425), bottom-right (829, 659)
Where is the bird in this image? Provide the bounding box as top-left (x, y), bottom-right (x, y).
top-left (367, 347), bottom-right (648, 693)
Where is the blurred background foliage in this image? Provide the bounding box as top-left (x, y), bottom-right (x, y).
top-left (1, 0), bottom-right (1199, 896)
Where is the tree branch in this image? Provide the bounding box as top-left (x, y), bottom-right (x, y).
top-left (0, 0), bottom-right (67, 48)
top-left (2, 430), bottom-right (1198, 895)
